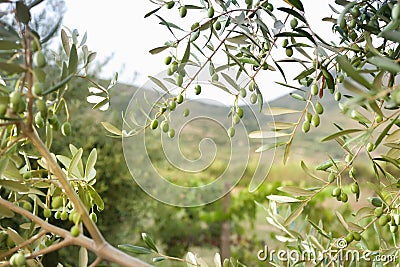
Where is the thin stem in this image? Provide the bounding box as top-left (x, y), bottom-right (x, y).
top-left (0, 230), bottom-right (46, 259)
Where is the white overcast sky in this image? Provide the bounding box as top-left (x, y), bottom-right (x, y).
top-left (62, 1), bottom-right (335, 102)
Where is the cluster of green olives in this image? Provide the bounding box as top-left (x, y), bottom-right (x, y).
top-left (371, 197), bottom-right (400, 233)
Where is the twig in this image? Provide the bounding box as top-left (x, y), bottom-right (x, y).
top-left (0, 230), bottom-right (47, 259)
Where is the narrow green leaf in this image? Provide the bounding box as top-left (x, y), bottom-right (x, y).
top-left (335, 210), bottom-right (349, 231)
top-left (368, 56), bottom-right (400, 73)
top-left (223, 49), bottom-right (248, 75)
top-left (16, 1), bottom-right (31, 24)
top-left (42, 74), bottom-right (74, 95)
top-left (255, 142), bottom-right (286, 153)
top-left (290, 93), bottom-right (306, 101)
top-left (336, 55), bottom-right (372, 90)
top-left (278, 186), bottom-right (315, 197)
top-left (87, 184), bottom-right (104, 210)
top-left (249, 131), bottom-right (290, 139)
top-left (375, 116), bottom-right (398, 148)
top-left (321, 129), bottom-right (363, 142)
top-left (118, 244), bottom-right (152, 255)
top-left (308, 220), bottom-right (331, 239)
top-left (152, 257), bottom-right (166, 263)
top-left (0, 180), bottom-right (28, 192)
top-left (181, 41), bottom-right (191, 65)
top-left (293, 67), bottom-right (315, 80)
top-left (141, 233), bottom-right (158, 252)
top-left (221, 73), bottom-right (240, 90)
top-left (101, 122), bottom-right (122, 136)
top-left (277, 7), bottom-right (306, 23)
top-left (144, 6), bottom-right (161, 18)
top-left (148, 76), bottom-right (169, 93)
top-left (68, 148), bottom-right (83, 178)
top-left (321, 68), bottom-right (334, 90)
top-left (0, 61), bottom-right (25, 74)
top-left (85, 148), bottom-right (97, 179)
top-left (0, 205), bottom-right (14, 218)
top-left (68, 44), bottom-right (78, 74)
top-left (61, 29), bottom-right (70, 56)
top-left (380, 30), bottom-right (400, 43)
top-left (284, 0), bottom-right (304, 11)
top-left (149, 46), bottom-right (169, 55)
top-left (6, 227), bottom-right (24, 245)
top-left (267, 195), bottom-right (301, 203)
top-left (285, 202), bottom-right (306, 226)
top-left (265, 107), bottom-right (301, 116)
top-left (0, 40), bottom-right (20, 50)
top-left (283, 142), bottom-right (291, 164)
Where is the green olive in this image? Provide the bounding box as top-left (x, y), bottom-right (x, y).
top-left (315, 102), bottom-right (324, 114)
top-left (266, 3), bottom-right (273, 11)
top-left (366, 142), bottom-right (374, 152)
top-left (168, 128), bottom-right (175, 138)
top-left (239, 88), bottom-right (247, 98)
top-left (176, 74), bottom-right (183, 87)
top-left (194, 84), bottom-right (201, 95)
top-left (332, 187), bottom-right (341, 197)
top-left (282, 38), bottom-right (288, 48)
top-left (340, 192), bottom-right (348, 203)
top-left (22, 201), bottom-right (32, 211)
top-left (285, 47), bottom-right (293, 57)
top-left (33, 51), bottom-right (46, 68)
top-left (54, 211), bottom-right (61, 219)
top-left (90, 212), bottom-right (98, 223)
top-left (164, 56), bottom-right (172, 65)
top-left (351, 6), bottom-right (360, 17)
top-left (345, 232), bottom-right (354, 243)
top-left (161, 120), bottom-right (169, 133)
top-left (51, 196), bottom-right (63, 209)
top-left (43, 208), bottom-right (52, 218)
top-left (215, 21), bottom-right (221, 30)
top-left (345, 154), bottom-right (353, 163)
top-left (10, 252), bottom-right (26, 266)
top-left (351, 183), bottom-right (360, 194)
top-left (328, 172), bottom-right (336, 183)
top-left (392, 89), bottom-right (400, 105)
top-left (32, 82), bottom-right (44, 97)
top-left (183, 108), bottom-right (190, 117)
top-left (290, 18), bottom-right (298, 28)
top-left (311, 84), bottom-right (318, 95)
top-left (176, 94), bottom-right (184, 104)
top-left (48, 114), bottom-right (58, 125)
top-left (10, 91), bottom-right (21, 106)
top-left (151, 119), bottom-right (159, 130)
top-left (305, 112), bottom-right (312, 122)
top-left (23, 171), bottom-right (32, 180)
top-left (335, 92), bottom-right (342, 101)
top-left (374, 207), bottom-right (384, 217)
top-left (311, 114), bottom-right (320, 127)
top-left (250, 93), bottom-right (257, 104)
top-left (352, 232), bottom-right (361, 241)
top-left (191, 22), bottom-right (200, 31)
top-left (70, 225), bottom-right (80, 237)
top-left (302, 121), bottom-right (310, 133)
top-left (233, 114), bottom-right (240, 124)
top-left (60, 211), bottom-right (68, 221)
top-left (228, 127), bottom-right (235, 138)
top-left (169, 100), bottom-right (176, 110)
top-left (166, 1), bottom-right (174, 9)
top-left (378, 214), bottom-right (389, 226)
top-left (179, 6), bottom-right (187, 17)
top-left (375, 115), bottom-right (383, 123)
top-left (61, 122), bottom-right (72, 136)
top-left (236, 107), bottom-right (244, 118)
top-left (208, 6), bottom-right (214, 18)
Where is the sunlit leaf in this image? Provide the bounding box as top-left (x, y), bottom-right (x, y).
top-left (101, 122), bottom-right (122, 136)
top-left (267, 195), bottom-right (301, 203)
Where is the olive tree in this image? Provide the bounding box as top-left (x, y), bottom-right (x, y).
top-left (0, 1), bottom-right (151, 266)
top-left (131, 0), bottom-right (400, 265)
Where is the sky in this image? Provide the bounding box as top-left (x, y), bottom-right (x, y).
top-left (62, 1), bottom-right (336, 102)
